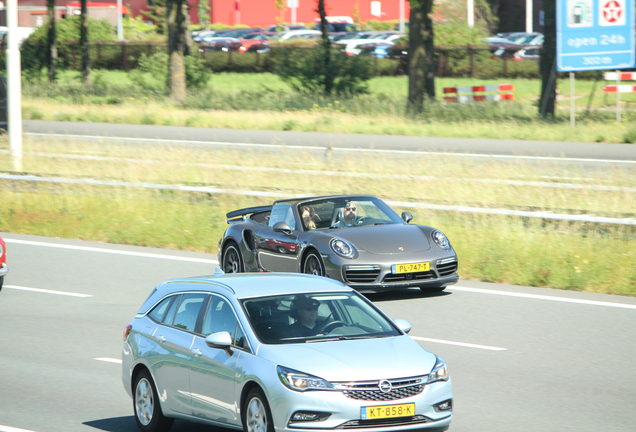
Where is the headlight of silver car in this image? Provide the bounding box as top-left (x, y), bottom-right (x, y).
top-left (330, 238), bottom-right (356, 258)
top-left (432, 230), bottom-right (451, 250)
top-left (277, 366), bottom-right (335, 392)
top-left (427, 356), bottom-right (449, 383)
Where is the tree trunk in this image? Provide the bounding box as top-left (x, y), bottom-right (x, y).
top-left (47, 0), bottom-right (57, 83)
top-left (539, 0), bottom-right (556, 117)
top-left (407, 0), bottom-right (435, 114)
top-left (80, 0), bottom-right (91, 84)
top-left (167, 0), bottom-right (187, 104)
top-left (316, 0), bottom-right (334, 95)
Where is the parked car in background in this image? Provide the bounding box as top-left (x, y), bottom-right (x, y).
top-left (312, 21), bottom-right (357, 33)
top-left (278, 29), bottom-right (321, 41)
top-left (218, 195), bottom-right (459, 293)
top-left (267, 24), bottom-right (307, 32)
top-left (198, 37), bottom-right (242, 52)
top-left (122, 272), bottom-right (453, 432)
top-left (0, 236), bottom-right (8, 291)
top-left (337, 34), bottom-right (403, 56)
top-left (238, 32), bottom-right (277, 53)
top-left (499, 32), bottom-right (544, 46)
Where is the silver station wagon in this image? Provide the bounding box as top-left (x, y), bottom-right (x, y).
top-left (122, 273), bottom-right (453, 432)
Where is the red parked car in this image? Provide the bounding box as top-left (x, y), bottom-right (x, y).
top-left (0, 236), bottom-right (8, 290)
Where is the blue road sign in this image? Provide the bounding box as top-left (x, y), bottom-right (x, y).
top-left (557, 0), bottom-right (635, 71)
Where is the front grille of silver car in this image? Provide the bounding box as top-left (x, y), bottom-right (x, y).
top-left (334, 376), bottom-right (426, 401)
top-left (437, 258), bottom-right (458, 277)
top-left (336, 415), bottom-right (431, 429)
top-left (382, 271), bottom-right (434, 283)
top-left (344, 265), bottom-right (381, 283)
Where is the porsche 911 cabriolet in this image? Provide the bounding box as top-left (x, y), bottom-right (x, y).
top-left (218, 195), bottom-right (458, 293)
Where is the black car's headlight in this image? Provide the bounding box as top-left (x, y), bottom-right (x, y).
top-left (330, 238), bottom-right (356, 258)
top-left (278, 366), bottom-right (335, 392)
top-left (427, 356), bottom-right (449, 383)
top-left (432, 230), bottom-right (451, 250)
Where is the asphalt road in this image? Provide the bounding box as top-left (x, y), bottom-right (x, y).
top-left (23, 120), bottom-right (636, 163)
top-left (1, 232), bottom-right (635, 432)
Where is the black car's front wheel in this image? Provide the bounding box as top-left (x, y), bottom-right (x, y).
top-left (223, 242), bottom-right (244, 273)
top-left (303, 251), bottom-right (325, 277)
top-left (133, 369), bottom-right (174, 432)
top-left (243, 387), bottom-right (274, 432)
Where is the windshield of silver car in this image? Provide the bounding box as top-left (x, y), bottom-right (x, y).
top-left (242, 291), bottom-right (401, 344)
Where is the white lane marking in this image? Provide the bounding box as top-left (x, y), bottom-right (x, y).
top-left (95, 357), bottom-right (123, 364)
top-left (411, 336), bottom-right (507, 351)
top-left (449, 286), bottom-right (636, 310)
top-left (24, 133), bottom-right (636, 165)
top-left (4, 285), bottom-right (92, 297)
top-left (3, 239), bottom-right (218, 264)
top-left (0, 426), bottom-right (38, 432)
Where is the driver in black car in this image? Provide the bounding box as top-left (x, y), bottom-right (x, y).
top-left (288, 295), bottom-right (322, 337)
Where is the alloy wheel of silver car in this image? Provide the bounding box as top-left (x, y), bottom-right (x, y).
top-left (244, 389), bottom-right (273, 432)
top-left (223, 243), bottom-right (244, 273)
top-left (303, 252), bottom-right (324, 277)
top-left (133, 370), bottom-right (173, 432)
top-left (135, 377), bottom-right (154, 426)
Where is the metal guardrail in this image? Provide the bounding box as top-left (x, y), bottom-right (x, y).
top-left (2, 173), bottom-right (635, 226)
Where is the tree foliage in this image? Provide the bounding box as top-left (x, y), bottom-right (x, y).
top-left (141, 0), bottom-right (167, 35)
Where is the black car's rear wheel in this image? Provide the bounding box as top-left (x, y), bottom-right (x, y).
top-left (303, 251), bottom-right (325, 277)
top-left (243, 387), bottom-right (274, 432)
top-left (223, 242), bottom-right (244, 273)
top-left (133, 369), bottom-right (174, 432)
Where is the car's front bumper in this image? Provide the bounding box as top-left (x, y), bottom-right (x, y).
top-left (0, 262), bottom-right (8, 277)
top-left (270, 379), bottom-right (453, 432)
top-left (322, 253), bottom-right (459, 293)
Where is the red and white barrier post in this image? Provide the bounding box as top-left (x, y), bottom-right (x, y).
top-left (443, 84), bottom-right (514, 103)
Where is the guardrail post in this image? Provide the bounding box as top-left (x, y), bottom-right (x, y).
top-left (437, 50), bottom-right (444, 78)
top-left (503, 55), bottom-right (508, 78)
top-left (468, 44), bottom-right (475, 78)
top-left (256, 51), bottom-right (261, 71)
top-left (229, 49), bottom-right (234, 67)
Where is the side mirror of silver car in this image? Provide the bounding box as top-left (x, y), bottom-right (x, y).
top-left (401, 212), bottom-right (413, 223)
top-left (393, 319), bottom-right (412, 334)
top-left (205, 331), bottom-right (232, 348)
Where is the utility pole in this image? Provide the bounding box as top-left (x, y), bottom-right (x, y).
top-left (7, 0), bottom-right (22, 171)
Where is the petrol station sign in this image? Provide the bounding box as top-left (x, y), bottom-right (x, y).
top-left (557, 0), bottom-right (635, 71)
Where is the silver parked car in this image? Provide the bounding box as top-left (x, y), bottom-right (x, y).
top-left (122, 273), bottom-right (453, 432)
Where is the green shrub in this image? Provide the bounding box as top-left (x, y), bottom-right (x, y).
top-left (129, 52), bottom-right (210, 90)
top-left (273, 45), bottom-right (373, 95)
top-left (623, 128), bottom-right (636, 144)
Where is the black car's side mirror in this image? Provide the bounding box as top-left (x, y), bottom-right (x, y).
top-left (401, 212), bottom-right (413, 223)
top-left (272, 222), bottom-right (293, 235)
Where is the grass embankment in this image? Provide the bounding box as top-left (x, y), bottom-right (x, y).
top-left (1, 137), bottom-right (635, 296)
top-left (21, 71), bottom-right (636, 143)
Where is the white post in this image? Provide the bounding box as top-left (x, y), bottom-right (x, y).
top-left (616, 70), bottom-right (621, 123)
top-left (570, 72), bottom-right (575, 128)
top-left (467, 0), bottom-right (474, 28)
top-left (7, 0), bottom-right (22, 172)
top-left (399, 0), bottom-right (405, 33)
top-left (292, 7), bottom-right (297, 25)
top-left (526, 0), bottom-right (533, 33)
top-left (117, 0), bottom-right (123, 41)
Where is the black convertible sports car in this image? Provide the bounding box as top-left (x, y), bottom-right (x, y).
top-left (218, 195), bottom-right (459, 293)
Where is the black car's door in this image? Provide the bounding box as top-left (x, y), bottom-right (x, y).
top-left (254, 202), bottom-right (301, 272)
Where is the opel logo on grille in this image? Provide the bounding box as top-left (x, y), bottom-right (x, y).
top-left (378, 380), bottom-right (392, 393)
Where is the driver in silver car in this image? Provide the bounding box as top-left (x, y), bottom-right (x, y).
top-left (288, 295), bottom-right (321, 337)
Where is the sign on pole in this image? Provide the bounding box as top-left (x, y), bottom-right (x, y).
top-left (557, 0), bottom-right (635, 71)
